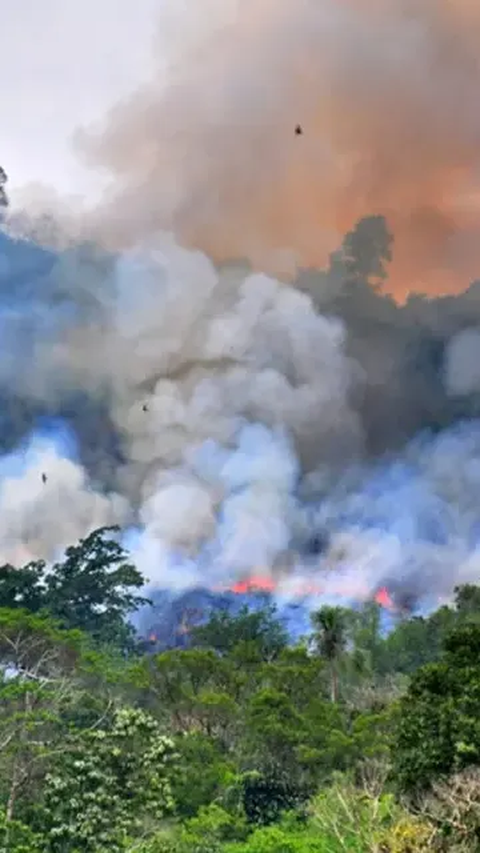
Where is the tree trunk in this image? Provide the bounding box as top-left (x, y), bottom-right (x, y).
top-left (6, 689), bottom-right (30, 824)
top-left (330, 664), bottom-right (338, 703)
top-left (6, 770), bottom-right (20, 823)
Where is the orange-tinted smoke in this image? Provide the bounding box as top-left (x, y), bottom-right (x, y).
top-left (82, 0), bottom-right (480, 299)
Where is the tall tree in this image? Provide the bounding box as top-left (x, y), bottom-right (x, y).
top-left (0, 609), bottom-right (83, 827)
top-left (394, 623), bottom-right (480, 796)
top-left (192, 605), bottom-right (288, 662)
top-left (41, 707), bottom-right (177, 852)
top-left (0, 527), bottom-right (150, 653)
top-left (311, 606), bottom-right (349, 703)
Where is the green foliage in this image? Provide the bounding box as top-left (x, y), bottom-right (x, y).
top-left (0, 810), bottom-right (44, 852)
top-left (240, 772), bottom-right (307, 828)
top-left (0, 527), bottom-right (149, 652)
top-left (381, 609), bottom-right (456, 676)
top-left (192, 605), bottom-right (288, 661)
top-left (245, 688), bottom-right (305, 774)
top-left (135, 648), bottom-right (239, 735)
top-left (180, 804), bottom-right (248, 849)
top-left (41, 707), bottom-right (177, 852)
top-left (0, 609), bottom-right (85, 824)
top-left (311, 606), bottom-right (350, 702)
top-left (394, 623), bottom-right (480, 795)
top-left (172, 733), bottom-right (235, 818)
top-left (0, 562), bottom-right (45, 613)
top-left (308, 783), bottom-right (433, 853)
top-left (2, 527), bottom-right (480, 851)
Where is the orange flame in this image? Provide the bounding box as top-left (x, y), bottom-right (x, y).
top-left (230, 575), bottom-right (277, 594)
top-left (374, 586), bottom-right (396, 611)
top-left (223, 574), bottom-right (396, 610)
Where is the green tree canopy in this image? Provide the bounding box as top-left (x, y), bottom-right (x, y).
top-left (192, 605), bottom-right (288, 661)
top-left (394, 623), bottom-right (480, 796)
top-left (0, 527), bottom-right (149, 652)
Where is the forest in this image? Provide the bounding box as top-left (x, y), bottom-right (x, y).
top-left (0, 526), bottom-right (479, 852)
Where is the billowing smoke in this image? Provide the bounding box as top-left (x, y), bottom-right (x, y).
top-left (3, 1), bottom-right (480, 617)
top-left (78, 0), bottom-right (480, 298)
top-left (1, 211), bottom-right (480, 613)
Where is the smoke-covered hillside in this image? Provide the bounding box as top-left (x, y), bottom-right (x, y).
top-left (3, 0), bottom-right (480, 618)
top-left (1, 213), bottom-right (480, 617)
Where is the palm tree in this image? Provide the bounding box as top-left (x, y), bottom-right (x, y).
top-left (311, 606), bottom-right (349, 703)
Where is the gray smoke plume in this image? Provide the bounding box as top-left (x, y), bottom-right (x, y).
top-left (1, 212), bottom-right (480, 610)
top-left (4, 1), bottom-right (480, 610)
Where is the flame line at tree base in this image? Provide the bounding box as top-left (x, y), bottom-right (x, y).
top-left (213, 575), bottom-right (397, 612)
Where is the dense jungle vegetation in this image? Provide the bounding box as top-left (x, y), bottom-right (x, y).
top-left (0, 526), bottom-right (479, 851)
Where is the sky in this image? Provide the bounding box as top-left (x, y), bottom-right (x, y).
top-left (0, 0), bottom-right (159, 200)
top-left (3, 0), bottom-right (480, 299)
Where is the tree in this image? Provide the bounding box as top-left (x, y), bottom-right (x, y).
top-left (310, 607), bottom-right (349, 702)
top-left (394, 624), bottom-right (480, 796)
top-left (171, 732), bottom-right (236, 819)
top-left (324, 215), bottom-right (393, 300)
top-left (41, 707), bottom-right (177, 852)
top-left (381, 607), bottom-right (456, 676)
top-left (44, 526), bottom-right (149, 650)
top-left (0, 609), bottom-right (83, 827)
top-left (421, 768), bottom-right (480, 852)
top-left (0, 527), bottom-right (150, 652)
top-left (192, 605), bottom-right (288, 662)
top-left (351, 601), bottom-right (383, 674)
top-left (244, 688), bottom-right (305, 779)
top-left (455, 584), bottom-right (480, 622)
top-left (340, 215), bottom-right (393, 287)
top-left (178, 803), bottom-right (248, 851)
top-left (135, 648), bottom-right (237, 731)
top-left (0, 564), bottom-right (45, 614)
top-left (259, 646), bottom-right (326, 707)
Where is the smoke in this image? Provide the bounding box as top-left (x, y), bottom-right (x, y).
top-left (307, 420), bottom-right (480, 609)
top-left (445, 328), bottom-right (480, 396)
top-left (4, 2), bottom-right (480, 615)
top-left (1, 211), bottom-right (480, 611)
top-left (77, 0), bottom-right (480, 298)
top-left (0, 421), bottom-right (129, 566)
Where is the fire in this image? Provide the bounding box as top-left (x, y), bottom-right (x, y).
top-left (224, 574), bottom-right (396, 611)
top-left (374, 587), bottom-right (395, 611)
top-left (230, 575), bottom-right (276, 594)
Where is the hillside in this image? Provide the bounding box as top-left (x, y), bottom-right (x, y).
top-left (0, 526), bottom-right (478, 851)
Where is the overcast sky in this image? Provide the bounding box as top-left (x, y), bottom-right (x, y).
top-left (0, 0), bottom-right (159, 200)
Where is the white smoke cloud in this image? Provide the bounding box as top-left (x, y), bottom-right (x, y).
top-left (5, 0), bottom-right (480, 611)
top-left (0, 232), bottom-right (362, 592)
top-left (304, 421), bottom-right (480, 605)
top-left (0, 435), bottom-right (129, 565)
top-left (2, 226), bottom-right (480, 610)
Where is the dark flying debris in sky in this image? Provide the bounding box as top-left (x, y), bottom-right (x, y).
top-left (41, 473), bottom-right (47, 484)
top-left (142, 403), bottom-right (148, 412)
top-left (306, 532), bottom-right (329, 556)
top-left (0, 166), bottom-right (8, 207)
top-left (295, 125), bottom-right (303, 136)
